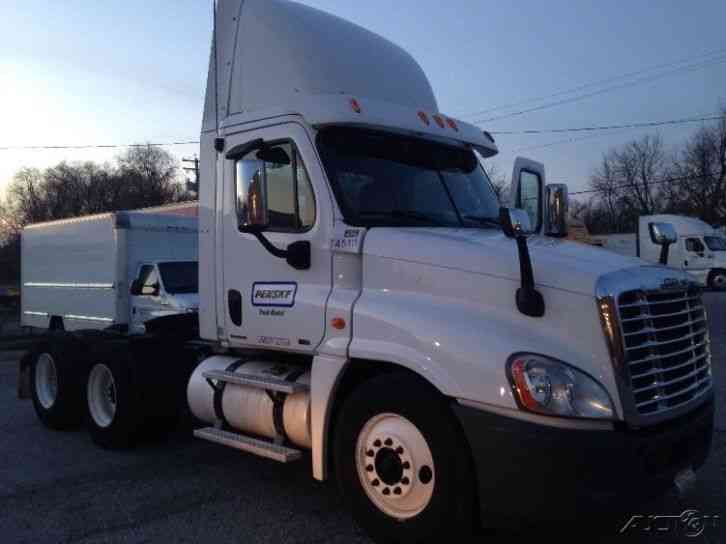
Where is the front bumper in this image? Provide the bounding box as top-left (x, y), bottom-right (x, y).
top-left (453, 395), bottom-right (714, 522)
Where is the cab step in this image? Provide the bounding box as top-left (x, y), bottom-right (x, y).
top-left (194, 427), bottom-right (303, 463)
top-left (202, 369), bottom-right (309, 394)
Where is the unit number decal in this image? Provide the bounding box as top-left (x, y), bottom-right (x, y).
top-left (251, 282), bottom-right (298, 307)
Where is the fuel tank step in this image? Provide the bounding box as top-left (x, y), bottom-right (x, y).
top-left (202, 369), bottom-right (309, 394)
top-left (194, 427), bottom-right (303, 462)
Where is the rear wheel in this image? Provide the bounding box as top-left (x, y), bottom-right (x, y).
top-left (87, 359), bottom-right (139, 449)
top-left (334, 373), bottom-right (476, 543)
top-left (30, 348), bottom-right (84, 429)
top-left (709, 270), bottom-right (726, 291)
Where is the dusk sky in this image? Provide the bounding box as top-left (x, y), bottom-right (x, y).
top-left (1, 0), bottom-right (725, 199)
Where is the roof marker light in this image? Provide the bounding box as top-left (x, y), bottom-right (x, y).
top-left (433, 114), bottom-right (445, 129)
top-left (417, 111), bottom-right (430, 126)
top-left (350, 98), bottom-right (362, 114)
top-left (446, 117), bottom-right (459, 131)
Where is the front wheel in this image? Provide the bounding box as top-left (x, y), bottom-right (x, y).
top-left (334, 373), bottom-right (476, 543)
top-left (709, 270), bottom-right (726, 291)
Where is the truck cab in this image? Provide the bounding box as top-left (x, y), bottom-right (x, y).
top-left (130, 260), bottom-right (199, 334)
top-left (638, 214), bottom-right (726, 289)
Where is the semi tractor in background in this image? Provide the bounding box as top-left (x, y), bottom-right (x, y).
top-left (591, 214), bottom-right (726, 290)
top-left (21, 211), bottom-right (199, 334)
top-left (17, 1), bottom-right (714, 542)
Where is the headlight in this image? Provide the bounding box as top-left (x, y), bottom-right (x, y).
top-left (507, 354), bottom-right (614, 419)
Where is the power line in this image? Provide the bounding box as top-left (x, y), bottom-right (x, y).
top-left (491, 114), bottom-right (724, 135)
top-left (472, 55), bottom-right (726, 124)
top-left (570, 173), bottom-right (712, 197)
top-left (457, 46), bottom-right (726, 119)
top-left (0, 141), bottom-right (199, 152)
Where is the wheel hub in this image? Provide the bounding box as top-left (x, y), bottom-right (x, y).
top-left (356, 413), bottom-right (435, 520)
top-left (35, 353), bottom-right (58, 410)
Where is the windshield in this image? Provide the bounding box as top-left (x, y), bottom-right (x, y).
top-left (316, 127), bottom-right (500, 228)
top-left (704, 236), bottom-right (726, 251)
top-left (157, 261), bottom-right (198, 294)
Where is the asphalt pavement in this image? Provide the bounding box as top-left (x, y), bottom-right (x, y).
top-left (0, 295), bottom-right (724, 543)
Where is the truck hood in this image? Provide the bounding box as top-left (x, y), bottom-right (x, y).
top-left (362, 227), bottom-right (645, 296)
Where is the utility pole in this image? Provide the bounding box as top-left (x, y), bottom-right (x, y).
top-left (182, 156), bottom-right (200, 195)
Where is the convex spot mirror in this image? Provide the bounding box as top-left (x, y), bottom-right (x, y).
top-left (649, 222), bottom-right (677, 246)
top-left (500, 207), bottom-right (534, 238)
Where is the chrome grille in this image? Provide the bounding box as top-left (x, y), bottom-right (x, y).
top-left (616, 287), bottom-right (712, 417)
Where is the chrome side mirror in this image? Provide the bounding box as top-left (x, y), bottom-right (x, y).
top-left (545, 184), bottom-right (569, 238)
top-left (649, 222), bottom-right (677, 246)
top-left (649, 222), bottom-right (677, 265)
top-left (500, 207), bottom-right (533, 238)
top-left (236, 158), bottom-right (269, 231)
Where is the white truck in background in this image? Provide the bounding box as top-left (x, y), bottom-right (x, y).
top-left (17, 2), bottom-right (714, 542)
top-left (591, 214), bottom-right (726, 289)
top-left (21, 211), bottom-right (199, 334)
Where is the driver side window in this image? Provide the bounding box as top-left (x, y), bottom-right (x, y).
top-left (685, 238), bottom-right (705, 253)
top-left (137, 265), bottom-right (159, 296)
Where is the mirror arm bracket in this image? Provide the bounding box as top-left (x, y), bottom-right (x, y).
top-left (514, 236), bottom-right (545, 317)
top-left (241, 227), bottom-right (311, 270)
top-left (659, 242), bottom-right (672, 266)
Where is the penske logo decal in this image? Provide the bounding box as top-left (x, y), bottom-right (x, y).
top-left (251, 282), bottom-right (297, 307)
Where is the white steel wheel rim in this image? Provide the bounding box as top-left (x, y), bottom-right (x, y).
top-left (88, 364), bottom-right (117, 428)
top-left (713, 273), bottom-right (726, 289)
top-left (35, 353), bottom-right (58, 410)
top-left (355, 413), bottom-right (435, 520)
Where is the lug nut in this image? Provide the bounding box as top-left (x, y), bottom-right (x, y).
top-left (366, 449), bottom-right (374, 457)
top-left (393, 487), bottom-right (402, 495)
top-left (402, 462), bottom-right (410, 470)
top-left (373, 439), bottom-right (381, 448)
top-left (401, 477), bottom-right (410, 485)
top-left (395, 446), bottom-right (404, 455)
top-left (382, 487), bottom-right (390, 496)
top-left (372, 479), bottom-right (380, 487)
top-left (384, 438), bottom-right (393, 446)
top-left (366, 464), bottom-right (374, 472)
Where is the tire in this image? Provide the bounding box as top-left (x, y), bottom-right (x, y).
top-left (709, 270), bottom-right (726, 291)
top-left (30, 346), bottom-right (84, 430)
top-left (86, 358), bottom-right (140, 449)
top-left (334, 373), bottom-right (476, 544)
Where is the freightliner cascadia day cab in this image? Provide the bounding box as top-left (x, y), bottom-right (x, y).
top-left (21, 211), bottom-right (199, 334)
top-left (18, 1), bottom-right (714, 541)
top-left (593, 214), bottom-right (726, 290)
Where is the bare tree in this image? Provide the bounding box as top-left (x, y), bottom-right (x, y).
top-left (483, 162), bottom-right (509, 205)
top-left (667, 109), bottom-right (726, 225)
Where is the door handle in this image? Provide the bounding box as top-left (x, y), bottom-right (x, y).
top-left (228, 290), bottom-right (242, 326)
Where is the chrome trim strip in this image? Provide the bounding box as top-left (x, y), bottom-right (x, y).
top-left (24, 282), bottom-right (114, 289)
top-left (64, 314), bottom-right (114, 323)
top-left (23, 311), bottom-right (49, 317)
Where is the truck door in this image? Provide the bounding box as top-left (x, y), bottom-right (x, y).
top-left (510, 157), bottom-right (545, 234)
top-left (220, 123), bottom-right (331, 352)
top-left (683, 237), bottom-right (710, 271)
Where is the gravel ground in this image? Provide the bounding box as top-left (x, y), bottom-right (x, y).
top-left (0, 294), bottom-right (724, 543)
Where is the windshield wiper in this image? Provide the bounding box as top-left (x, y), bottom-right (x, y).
top-left (463, 215), bottom-right (501, 229)
top-left (358, 210), bottom-right (447, 226)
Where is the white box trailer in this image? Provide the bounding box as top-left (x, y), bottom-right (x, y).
top-left (22, 211), bottom-right (199, 333)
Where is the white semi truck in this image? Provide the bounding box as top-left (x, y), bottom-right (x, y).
top-left (591, 214), bottom-right (726, 290)
top-left (21, 211), bottom-right (199, 334)
top-left (18, 1), bottom-right (714, 542)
